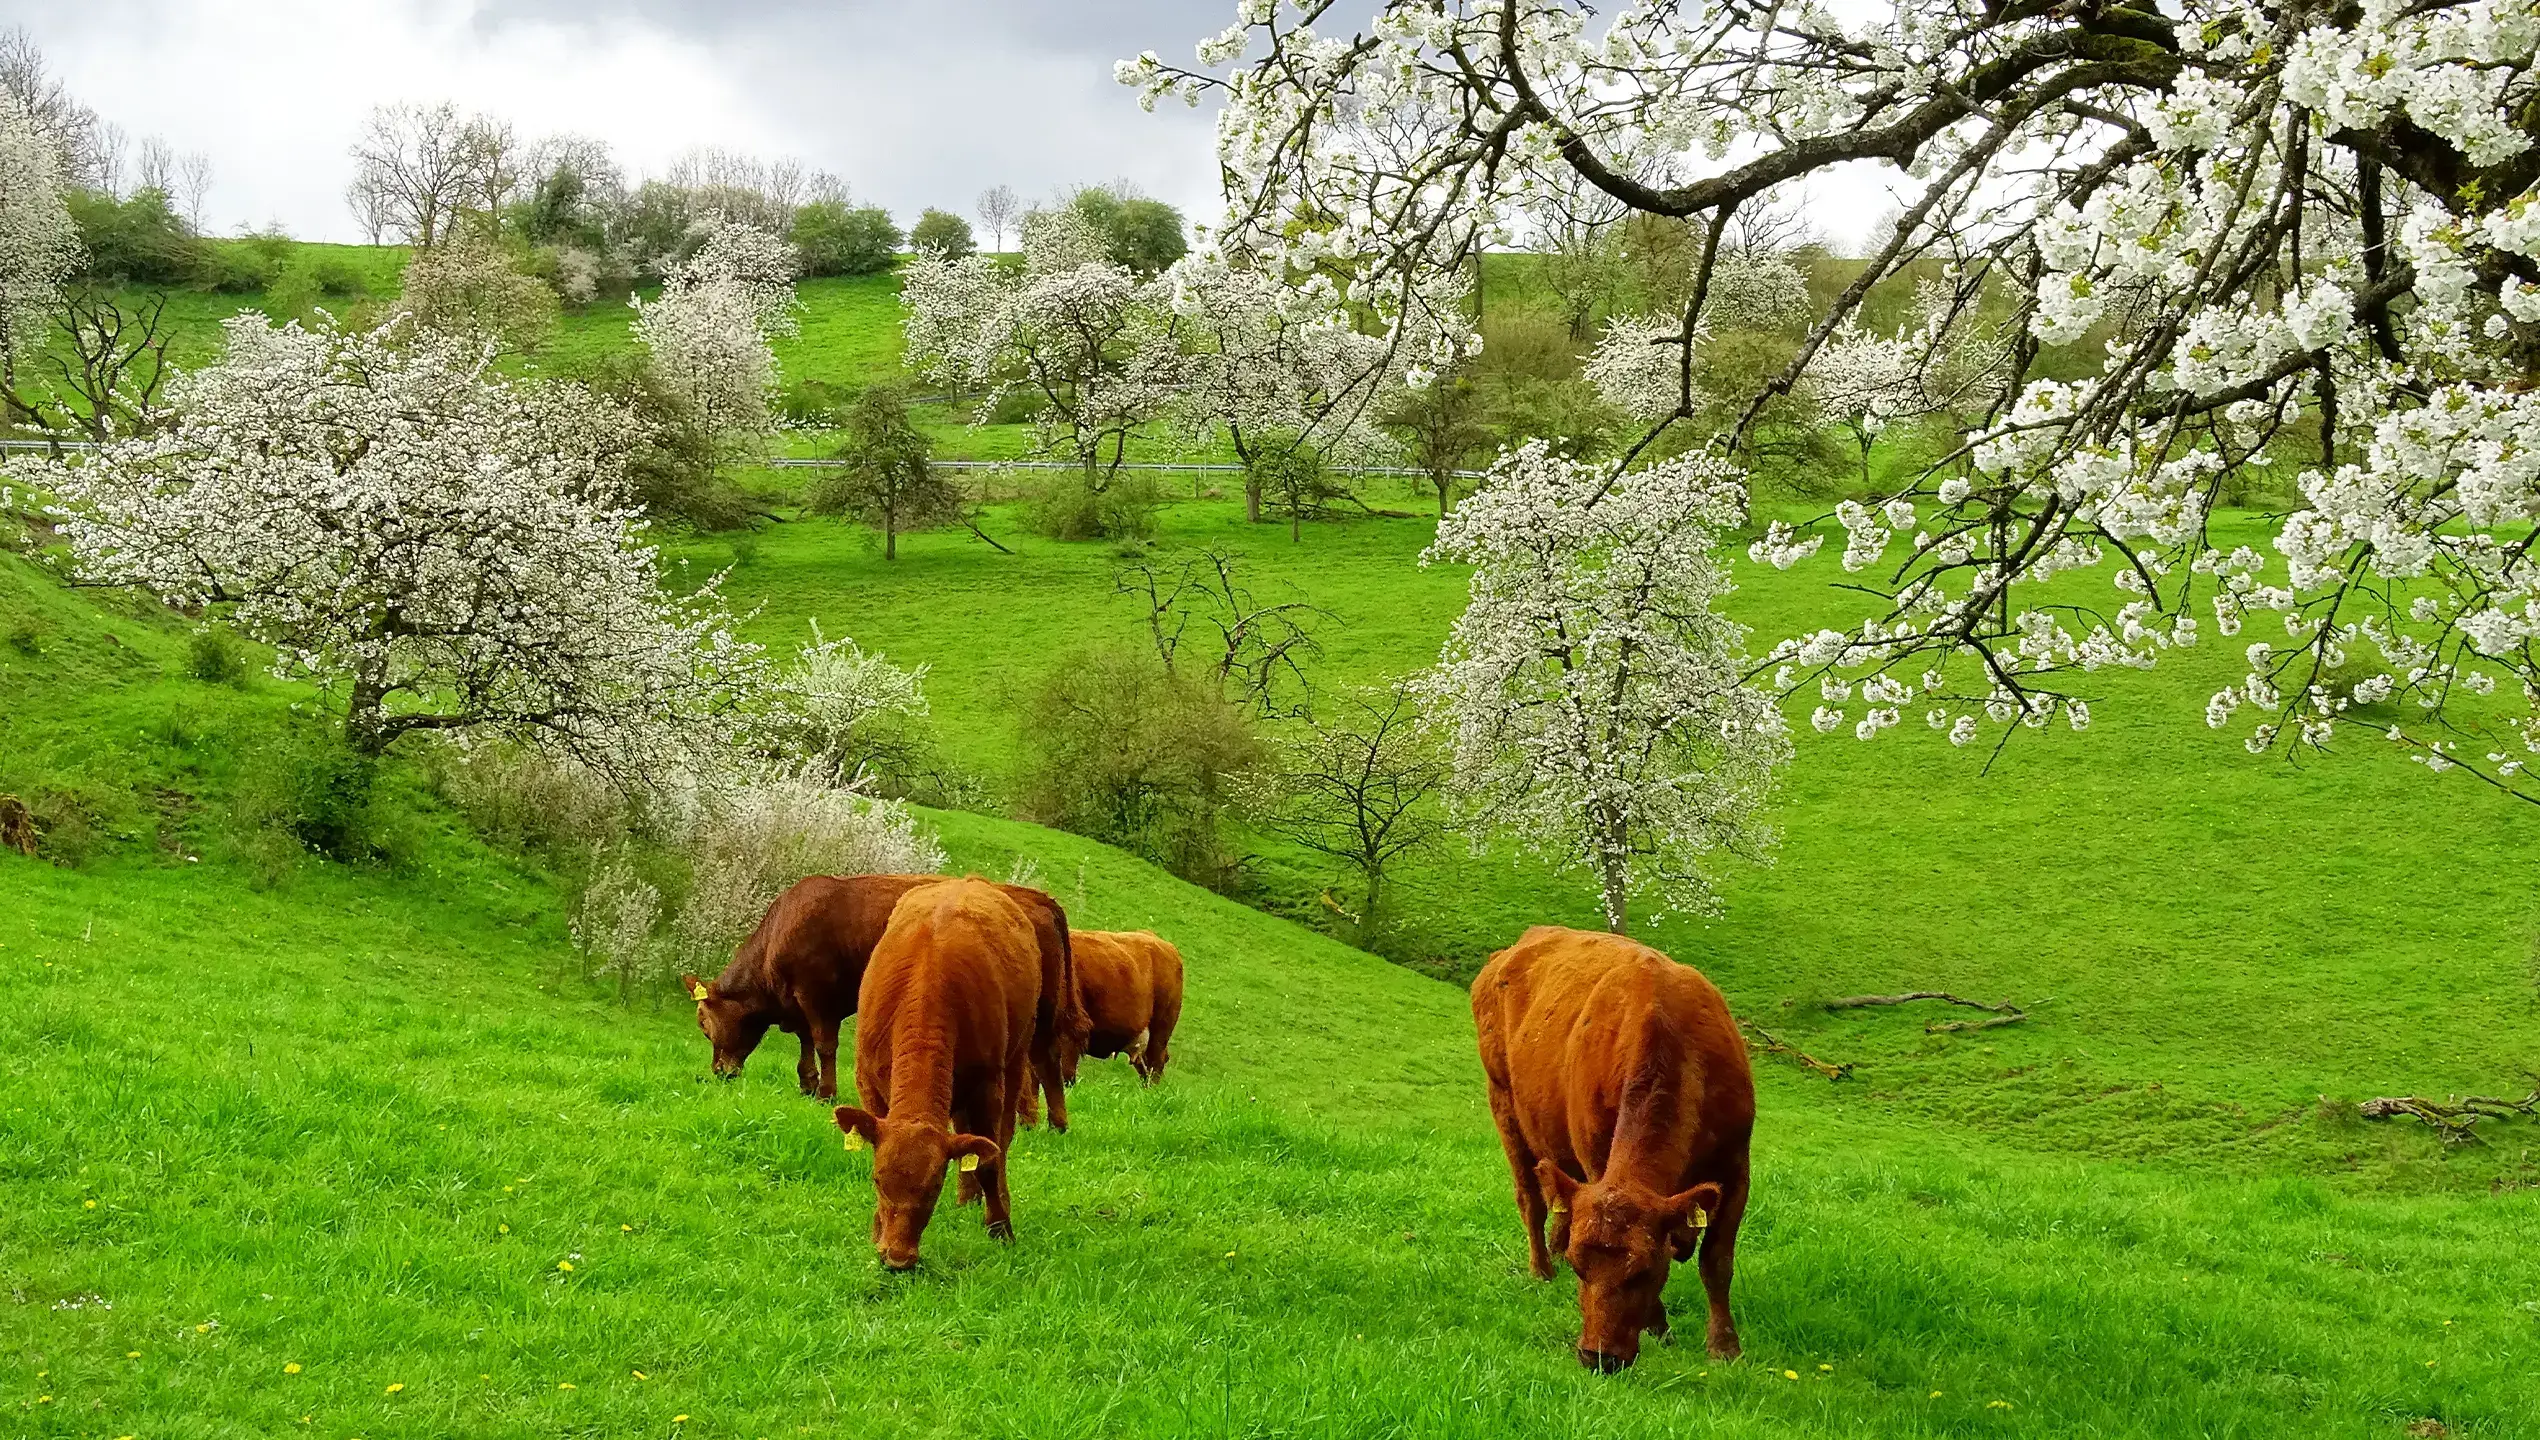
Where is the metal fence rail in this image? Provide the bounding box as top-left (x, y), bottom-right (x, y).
top-left (4, 440), bottom-right (1482, 480)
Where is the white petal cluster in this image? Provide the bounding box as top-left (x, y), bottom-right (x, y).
top-left (30, 314), bottom-right (763, 784)
top-left (1417, 441), bottom-right (1789, 926)
top-left (632, 221), bottom-right (800, 443)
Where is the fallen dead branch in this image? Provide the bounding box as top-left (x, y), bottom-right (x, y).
top-left (1739, 1021), bottom-right (1852, 1081)
top-left (0, 795), bottom-right (36, 856)
top-left (1823, 990), bottom-right (2039, 1034)
top-left (2357, 1090), bottom-right (2540, 1145)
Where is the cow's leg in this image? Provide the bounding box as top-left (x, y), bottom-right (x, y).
top-left (975, 1055), bottom-right (1027, 1241)
top-left (1696, 1167), bottom-right (1748, 1360)
top-left (954, 1082), bottom-right (995, 1210)
top-left (795, 1031), bottom-right (820, 1096)
top-left (807, 1016), bottom-right (843, 1101)
top-left (1482, 1076), bottom-right (1555, 1280)
top-left (1028, 1039), bottom-right (1068, 1134)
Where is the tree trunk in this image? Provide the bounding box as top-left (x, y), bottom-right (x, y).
top-left (884, 498), bottom-right (898, 560)
top-left (344, 660), bottom-right (392, 757)
top-left (1247, 473), bottom-right (1263, 524)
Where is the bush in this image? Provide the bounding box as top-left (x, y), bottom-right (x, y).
top-left (185, 627), bottom-right (248, 685)
top-left (791, 201), bottom-right (900, 277)
top-left (910, 208), bottom-right (975, 259)
top-left (229, 730), bottom-right (396, 872)
top-left (200, 232), bottom-right (299, 293)
top-left (1032, 472), bottom-right (1158, 542)
top-left (572, 845), bottom-right (665, 1002)
top-left (67, 188), bottom-right (209, 287)
top-left (1017, 645), bottom-right (1261, 886)
top-left (266, 251), bottom-right (377, 323)
top-left (430, 740), bottom-right (628, 857)
top-left (1067, 188), bottom-right (1188, 274)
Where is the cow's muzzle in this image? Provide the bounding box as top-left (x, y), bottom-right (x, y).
top-left (1577, 1347), bottom-right (1632, 1374)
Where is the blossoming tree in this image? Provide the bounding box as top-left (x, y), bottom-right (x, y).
top-left (1419, 441), bottom-right (1791, 930)
top-left (633, 221), bottom-right (800, 449)
top-left (901, 207), bottom-right (1185, 534)
top-left (1130, 1), bottom-right (2540, 803)
top-left (0, 89), bottom-right (78, 420)
top-left (36, 314), bottom-right (761, 785)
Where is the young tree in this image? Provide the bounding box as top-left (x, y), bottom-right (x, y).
top-left (753, 621), bottom-right (934, 788)
top-left (977, 184), bottom-right (1019, 253)
top-left (1418, 442), bottom-right (1791, 931)
top-left (346, 102), bottom-right (510, 249)
top-left (1242, 680), bottom-right (1448, 932)
top-left (0, 90), bottom-right (78, 413)
top-left (1115, 547), bottom-right (1325, 719)
top-left (1380, 367), bottom-right (1493, 517)
top-left (910, 208), bottom-right (975, 259)
top-left (807, 383), bottom-right (960, 559)
top-left (38, 314), bottom-right (762, 781)
top-left (1134, 1), bottom-right (2540, 803)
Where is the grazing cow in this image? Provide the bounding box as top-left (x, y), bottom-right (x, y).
top-left (1471, 926), bottom-right (1754, 1371)
top-left (1057, 930), bottom-right (1184, 1086)
top-left (832, 877), bottom-right (1041, 1267)
top-left (681, 873), bottom-right (1085, 1129)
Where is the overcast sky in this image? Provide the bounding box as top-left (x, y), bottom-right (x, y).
top-left (9, 1), bottom-right (1894, 250)
top-left (6, 0), bottom-right (1235, 242)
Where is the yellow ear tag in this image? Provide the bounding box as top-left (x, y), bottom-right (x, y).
top-left (843, 1132), bottom-right (865, 1153)
top-left (958, 1154), bottom-right (981, 1173)
top-left (1693, 1207), bottom-right (1710, 1229)
top-left (690, 983), bottom-right (709, 1002)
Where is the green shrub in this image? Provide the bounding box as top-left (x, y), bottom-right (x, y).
top-left (1031, 472), bottom-right (1158, 542)
top-left (791, 201), bottom-right (901, 277)
top-left (203, 232), bottom-right (298, 294)
top-left (910, 208), bottom-right (975, 258)
top-left (185, 627), bottom-right (248, 685)
top-left (230, 730), bottom-right (392, 867)
top-left (5, 617), bottom-right (40, 656)
top-left (66, 188), bottom-right (209, 287)
top-left (1017, 644), bottom-right (1260, 887)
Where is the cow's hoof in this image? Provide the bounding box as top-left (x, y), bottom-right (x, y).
top-left (1706, 1334), bottom-right (1742, 1362)
top-left (986, 1220), bottom-right (1014, 1243)
top-left (1528, 1257), bottom-right (1555, 1282)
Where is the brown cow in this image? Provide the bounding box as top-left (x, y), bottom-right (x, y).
top-left (1056, 930), bottom-right (1184, 1086)
top-left (1472, 926), bottom-right (1754, 1371)
top-left (680, 873), bottom-right (1086, 1130)
top-left (832, 877), bottom-right (1041, 1267)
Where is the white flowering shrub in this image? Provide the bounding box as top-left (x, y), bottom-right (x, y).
top-left (399, 226), bottom-right (559, 355)
top-left (33, 313), bottom-right (763, 783)
top-left (572, 845), bottom-right (664, 999)
top-left (752, 622), bottom-right (934, 788)
top-left (1419, 441), bottom-right (1791, 929)
top-left (1135, 0), bottom-right (2540, 803)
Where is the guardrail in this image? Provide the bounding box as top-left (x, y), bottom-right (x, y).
top-left (4, 440), bottom-right (1482, 480)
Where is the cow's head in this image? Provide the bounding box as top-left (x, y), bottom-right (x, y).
top-left (1538, 1161), bottom-right (1720, 1372)
top-left (681, 975), bottom-right (770, 1080)
top-left (834, 1105), bottom-right (1000, 1270)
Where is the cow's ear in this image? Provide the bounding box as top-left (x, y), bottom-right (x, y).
top-left (948, 1133), bottom-right (1001, 1173)
top-left (834, 1106), bottom-right (882, 1151)
top-left (1534, 1160), bottom-right (1581, 1212)
top-left (1663, 1181), bottom-right (1724, 1229)
top-left (681, 974), bottom-right (711, 1003)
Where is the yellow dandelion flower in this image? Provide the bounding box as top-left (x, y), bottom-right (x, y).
top-left (1930, 1390), bottom-right (1944, 1399)
top-left (126, 1352), bottom-right (141, 1359)
top-left (1783, 1369), bottom-right (1799, 1380)
top-left (195, 1322), bottom-right (211, 1333)
top-left (284, 1362), bottom-right (302, 1374)
top-left (1224, 1250), bottom-right (1237, 1259)
top-left (559, 1382), bottom-right (577, 1390)
top-left (36, 1395), bottom-right (51, 1404)
top-left (557, 1260), bottom-right (574, 1272)
top-left (84, 1199), bottom-right (96, 1209)
top-left (498, 1224), bottom-right (510, 1234)
top-left (1819, 1363), bottom-right (1834, 1372)
top-left (386, 1382), bottom-right (405, 1394)
top-left (673, 1416), bottom-right (690, 1425)
top-left (1988, 1399), bottom-right (2013, 1409)
top-left (633, 1370), bottom-right (648, 1380)
top-left (621, 1224), bottom-right (634, 1232)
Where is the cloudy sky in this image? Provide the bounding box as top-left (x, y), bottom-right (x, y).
top-left (7, 0), bottom-right (1236, 241)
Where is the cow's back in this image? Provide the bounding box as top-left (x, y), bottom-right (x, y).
top-left (858, 879), bottom-right (1044, 1091)
top-left (743, 873), bottom-right (943, 1007)
top-left (1474, 927), bottom-right (1752, 1185)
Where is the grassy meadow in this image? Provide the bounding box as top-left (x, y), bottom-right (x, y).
top-left (4, 245), bottom-right (2539, 1437)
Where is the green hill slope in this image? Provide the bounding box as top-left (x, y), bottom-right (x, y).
top-left (2, 540), bottom-right (2538, 1438)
